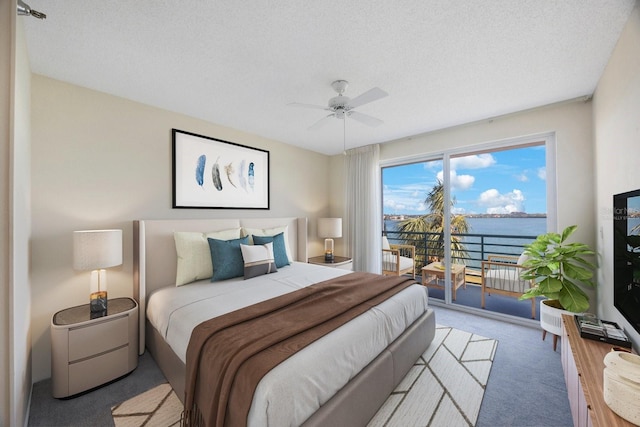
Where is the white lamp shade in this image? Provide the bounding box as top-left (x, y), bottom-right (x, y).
top-left (318, 218), bottom-right (342, 238)
top-left (73, 229), bottom-right (123, 270)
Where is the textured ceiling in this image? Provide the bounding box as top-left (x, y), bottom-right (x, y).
top-left (22, 1), bottom-right (636, 155)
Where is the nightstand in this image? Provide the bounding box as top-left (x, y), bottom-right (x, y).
top-left (308, 255), bottom-right (353, 271)
top-left (51, 297), bottom-right (138, 398)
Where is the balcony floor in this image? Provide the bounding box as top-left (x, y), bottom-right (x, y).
top-left (416, 276), bottom-right (543, 321)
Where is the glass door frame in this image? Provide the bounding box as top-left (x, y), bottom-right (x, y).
top-left (380, 132), bottom-right (557, 305)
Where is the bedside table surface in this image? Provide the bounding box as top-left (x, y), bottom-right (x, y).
top-left (53, 297), bottom-right (136, 326)
top-left (308, 255), bottom-right (351, 265)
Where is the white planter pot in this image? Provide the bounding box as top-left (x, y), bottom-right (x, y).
top-left (540, 299), bottom-right (575, 336)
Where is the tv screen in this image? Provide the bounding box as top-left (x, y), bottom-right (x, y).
top-left (613, 189), bottom-right (640, 335)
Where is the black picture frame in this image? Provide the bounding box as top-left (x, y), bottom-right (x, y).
top-left (172, 129), bottom-right (270, 209)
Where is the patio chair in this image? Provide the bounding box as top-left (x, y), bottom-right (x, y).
top-left (381, 236), bottom-right (416, 278)
top-left (481, 253), bottom-right (536, 318)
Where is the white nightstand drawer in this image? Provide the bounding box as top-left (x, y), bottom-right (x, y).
top-left (68, 315), bottom-right (128, 362)
top-left (68, 345), bottom-right (129, 396)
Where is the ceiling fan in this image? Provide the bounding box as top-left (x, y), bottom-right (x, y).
top-left (289, 80), bottom-right (388, 130)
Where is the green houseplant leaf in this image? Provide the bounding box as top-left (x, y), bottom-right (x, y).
top-left (518, 225), bottom-right (596, 313)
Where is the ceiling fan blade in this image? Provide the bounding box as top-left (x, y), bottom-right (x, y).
top-left (346, 87), bottom-right (388, 109)
top-left (288, 102), bottom-right (330, 111)
top-left (308, 113), bottom-right (336, 130)
top-left (348, 110), bottom-right (383, 127)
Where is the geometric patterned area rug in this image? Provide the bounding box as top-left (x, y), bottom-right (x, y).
top-left (111, 325), bottom-right (497, 427)
top-left (111, 383), bottom-right (181, 427)
top-left (368, 324), bottom-right (498, 426)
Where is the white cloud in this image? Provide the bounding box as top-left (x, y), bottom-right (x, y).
top-left (515, 173), bottom-right (529, 182)
top-left (537, 167), bottom-right (546, 180)
top-left (436, 170), bottom-right (475, 190)
top-left (451, 153), bottom-right (496, 170)
top-left (383, 183), bottom-right (432, 213)
top-left (478, 188), bottom-right (525, 214)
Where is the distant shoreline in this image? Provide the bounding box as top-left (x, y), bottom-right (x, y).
top-left (384, 213), bottom-right (547, 220)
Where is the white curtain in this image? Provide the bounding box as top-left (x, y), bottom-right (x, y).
top-left (344, 144), bottom-right (382, 273)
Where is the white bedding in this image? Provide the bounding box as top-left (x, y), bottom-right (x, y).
top-left (146, 262), bottom-right (429, 426)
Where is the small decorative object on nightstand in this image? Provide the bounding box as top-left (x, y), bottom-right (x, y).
top-left (318, 218), bottom-right (342, 262)
top-left (51, 297), bottom-right (138, 398)
top-left (308, 255), bottom-right (353, 271)
top-left (73, 229), bottom-right (123, 315)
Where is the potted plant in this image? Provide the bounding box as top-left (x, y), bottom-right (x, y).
top-left (519, 225), bottom-right (596, 339)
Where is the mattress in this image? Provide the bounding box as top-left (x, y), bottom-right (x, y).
top-left (146, 262), bottom-right (429, 426)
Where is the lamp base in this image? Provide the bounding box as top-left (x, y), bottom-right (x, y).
top-left (90, 291), bottom-right (108, 315)
top-left (324, 252), bottom-right (334, 262)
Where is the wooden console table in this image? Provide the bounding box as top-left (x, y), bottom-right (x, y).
top-left (561, 314), bottom-right (635, 427)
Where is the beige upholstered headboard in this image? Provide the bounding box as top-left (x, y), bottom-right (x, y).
top-left (133, 217), bottom-right (308, 354)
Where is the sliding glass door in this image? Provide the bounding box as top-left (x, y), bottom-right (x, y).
top-left (381, 136), bottom-right (553, 319)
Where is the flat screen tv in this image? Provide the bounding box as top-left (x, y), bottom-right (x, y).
top-left (613, 189), bottom-right (640, 335)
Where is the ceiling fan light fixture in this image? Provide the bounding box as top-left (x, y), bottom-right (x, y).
top-left (331, 80), bottom-right (349, 95)
top-left (289, 79), bottom-right (388, 131)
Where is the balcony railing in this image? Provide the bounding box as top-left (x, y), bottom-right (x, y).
top-left (383, 230), bottom-right (541, 320)
top-left (383, 230), bottom-right (536, 271)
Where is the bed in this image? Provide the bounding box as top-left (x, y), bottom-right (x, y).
top-left (133, 217), bottom-right (435, 426)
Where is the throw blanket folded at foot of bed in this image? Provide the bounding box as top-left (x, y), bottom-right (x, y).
top-left (183, 272), bottom-right (416, 427)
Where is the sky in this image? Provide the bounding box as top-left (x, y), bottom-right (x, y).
top-left (382, 145), bottom-right (547, 215)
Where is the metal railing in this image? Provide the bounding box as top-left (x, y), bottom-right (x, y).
top-left (383, 230), bottom-right (537, 272)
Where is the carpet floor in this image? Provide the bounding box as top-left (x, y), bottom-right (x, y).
top-left (111, 324), bottom-right (497, 427)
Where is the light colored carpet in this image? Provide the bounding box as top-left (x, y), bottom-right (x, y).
top-left (111, 324), bottom-right (497, 427)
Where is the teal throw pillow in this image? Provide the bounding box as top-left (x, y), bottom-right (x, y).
top-left (253, 233), bottom-right (290, 268)
top-left (207, 236), bottom-right (249, 281)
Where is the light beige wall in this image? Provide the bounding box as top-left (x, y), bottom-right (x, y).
top-left (30, 75), bottom-right (332, 381)
top-left (2, 2), bottom-right (33, 425)
top-left (13, 15), bottom-right (32, 427)
top-left (1, 0), bottom-right (11, 422)
top-left (593, 3), bottom-right (640, 348)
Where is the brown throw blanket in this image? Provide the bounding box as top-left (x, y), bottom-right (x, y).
top-left (183, 272), bottom-right (416, 427)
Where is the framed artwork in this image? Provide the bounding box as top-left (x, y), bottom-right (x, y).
top-left (172, 129), bottom-right (270, 209)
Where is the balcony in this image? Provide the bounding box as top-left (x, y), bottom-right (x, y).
top-left (384, 230), bottom-right (543, 321)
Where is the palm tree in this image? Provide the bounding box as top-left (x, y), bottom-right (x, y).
top-left (396, 181), bottom-right (470, 268)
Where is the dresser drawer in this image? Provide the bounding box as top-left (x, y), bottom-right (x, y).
top-left (68, 345), bottom-right (130, 396)
top-left (68, 315), bottom-right (128, 362)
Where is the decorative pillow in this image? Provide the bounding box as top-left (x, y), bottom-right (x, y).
top-left (517, 252), bottom-right (530, 280)
top-left (240, 242), bottom-right (277, 279)
top-left (242, 225), bottom-right (293, 262)
top-left (253, 233), bottom-right (290, 268)
top-left (207, 236), bottom-right (250, 282)
top-left (382, 235), bottom-right (391, 250)
top-left (517, 252), bottom-right (529, 266)
top-left (174, 228), bottom-right (242, 286)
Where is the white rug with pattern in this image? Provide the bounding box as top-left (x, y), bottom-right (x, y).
top-left (368, 324), bottom-right (497, 426)
top-left (112, 324), bottom-right (497, 427)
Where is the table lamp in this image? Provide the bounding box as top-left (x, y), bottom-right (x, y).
top-left (318, 218), bottom-right (342, 262)
top-left (73, 229), bottom-right (123, 314)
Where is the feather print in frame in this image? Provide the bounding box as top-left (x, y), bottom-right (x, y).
top-left (211, 156), bottom-right (223, 191)
top-left (195, 154), bottom-right (206, 188)
top-left (225, 162), bottom-right (237, 188)
top-left (238, 159), bottom-right (247, 192)
top-left (248, 162), bottom-right (255, 191)
top-left (172, 128), bottom-right (269, 209)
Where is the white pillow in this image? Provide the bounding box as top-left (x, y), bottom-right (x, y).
top-left (242, 225), bottom-right (293, 262)
top-left (517, 252), bottom-right (529, 266)
top-left (240, 242), bottom-right (277, 279)
top-left (517, 252), bottom-right (530, 280)
top-left (382, 236), bottom-right (391, 250)
top-left (174, 228), bottom-right (241, 286)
